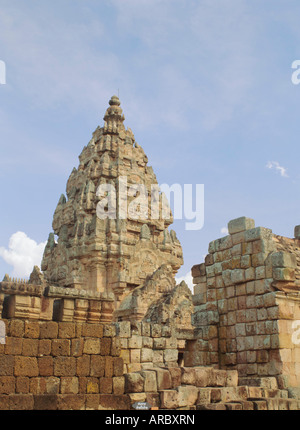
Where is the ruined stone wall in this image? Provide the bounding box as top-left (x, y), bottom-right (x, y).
top-left (190, 217), bottom-right (300, 391)
top-left (1, 317), bottom-right (299, 410)
top-left (0, 319), bottom-right (131, 410)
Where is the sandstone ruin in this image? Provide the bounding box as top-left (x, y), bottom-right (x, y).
top-left (1, 96), bottom-right (300, 410)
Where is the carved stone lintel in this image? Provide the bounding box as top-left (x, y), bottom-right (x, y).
top-left (0, 282), bottom-right (44, 297)
top-left (44, 285), bottom-right (102, 300)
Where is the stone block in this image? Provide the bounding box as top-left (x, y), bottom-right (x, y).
top-left (9, 394), bottom-right (34, 410)
top-left (222, 269), bottom-right (232, 286)
top-left (83, 338), bottom-right (101, 355)
top-left (295, 225), bottom-right (300, 239)
top-left (33, 394), bottom-right (58, 410)
top-left (194, 367), bottom-right (213, 387)
top-left (38, 356), bottom-right (54, 377)
top-left (153, 337), bottom-right (166, 350)
top-left (5, 337), bottom-right (23, 355)
top-left (52, 339), bottom-right (70, 356)
top-left (128, 392), bottom-right (146, 404)
top-left (141, 347), bottom-right (153, 363)
top-left (57, 394), bottom-right (85, 410)
top-left (205, 253), bottom-right (214, 266)
top-left (98, 394), bottom-right (131, 410)
top-left (29, 377), bottom-right (46, 395)
top-left (22, 321), bottom-right (40, 339)
top-left (141, 370), bottom-right (157, 392)
top-left (164, 349), bottom-right (178, 363)
top-left (58, 322), bottom-right (76, 338)
top-left (0, 356), bottom-right (14, 376)
top-left (231, 269), bottom-right (245, 284)
top-left (273, 267), bottom-right (295, 281)
top-left (0, 376), bottom-right (15, 394)
top-left (60, 377), bottom-right (79, 394)
top-left (103, 324), bottom-right (117, 337)
top-left (113, 357), bottom-right (123, 377)
top-left (232, 232), bottom-right (245, 245)
top-left (168, 367), bottom-right (181, 388)
top-left (191, 264), bottom-right (201, 278)
top-left (130, 349), bottom-right (140, 363)
top-left (124, 372), bottom-right (144, 393)
top-left (113, 376), bottom-right (125, 395)
top-left (110, 338), bottom-right (121, 357)
top-left (141, 322), bottom-right (151, 337)
top-left (255, 266), bottom-right (265, 279)
top-left (100, 337), bottom-right (111, 355)
top-left (160, 390), bottom-right (179, 409)
top-left (226, 370), bottom-right (238, 387)
top-left (44, 377), bottom-right (60, 394)
top-left (151, 324), bottom-right (162, 338)
top-left (244, 227), bottom-right (273, 243)
top-left (253, 400), bottom-right (267, 410)
top-left (181, 368), bottom-right (195, 385)
top-left (90, 355), bottom-right (105, 377)
top-left (16, 377), bottom-right (29, 394)
top-left (116, 321), bottom-right (131, 338)
top-left (271, 251), bottom-right (297, 269)
top-left (228, 217), bottom-right (255, 235)
top-left (241, 255), bottom-right (251, 269)
top-left (15, 357), bottom-right (39, 377)
top-left (76, 355), bottom-right (90, 377)
top-left (71, 338), bottom-right (84, 357)
top-left (53, 357), bottom-right (76, 377)
top-left (177, 385), bottom-right (198, 407)
top-left (0, 395), bottom-right (10, 410)
top-left (82, 323), bottom-right (103, 338)
top-left (99, 377), bottom-right (113, 394)
top-left (255, 279), bottom-right (273, 295)
top-left (197, 387), bottom-right (211, 405)
top-left (154, 368), bottom-right (172, 390)
top-left (211, 369), bottom-right (227, 387)
top-left (39, 321), bottom-right (58, 339)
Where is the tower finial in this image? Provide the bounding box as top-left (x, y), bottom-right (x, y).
top-left (103, 95), bottom-right (125, 134)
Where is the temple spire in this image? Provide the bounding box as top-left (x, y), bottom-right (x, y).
top-left (103, 95), bottom-right (125, 135)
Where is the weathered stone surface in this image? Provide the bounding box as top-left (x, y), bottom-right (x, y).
top-left (160, 390), bottom-right (179, 409)
top-left (124, 372), bottom-right (144, 393)
top-left (228, 217), bottom-right (255, 235)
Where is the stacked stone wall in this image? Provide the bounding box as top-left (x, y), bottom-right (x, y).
top-left (190, 217), bottom-right (300, 390)
top-left (0, 319), bottom-right (129, 410)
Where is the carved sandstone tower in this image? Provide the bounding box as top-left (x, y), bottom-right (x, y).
top-left (41, 95), bottom-right (183, 315)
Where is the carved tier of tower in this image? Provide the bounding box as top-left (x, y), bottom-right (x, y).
top-left (41, 95), bottom-right (184, 310)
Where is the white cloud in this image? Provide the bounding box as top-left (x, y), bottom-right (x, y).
top-left (0, 232), bottom-right (46, 278)
top-left (266, 161), bottom-right (288, 178)
top-left (221, 227), bottom-right (229, 235)
top-left (175, 270), bottom-right (193, 292)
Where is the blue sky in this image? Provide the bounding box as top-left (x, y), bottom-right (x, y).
top-left (1, 0), bottom-right (300, 288)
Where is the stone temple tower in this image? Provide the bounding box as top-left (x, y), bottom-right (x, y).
top-left (41, 95), bottom-right (184, 315)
